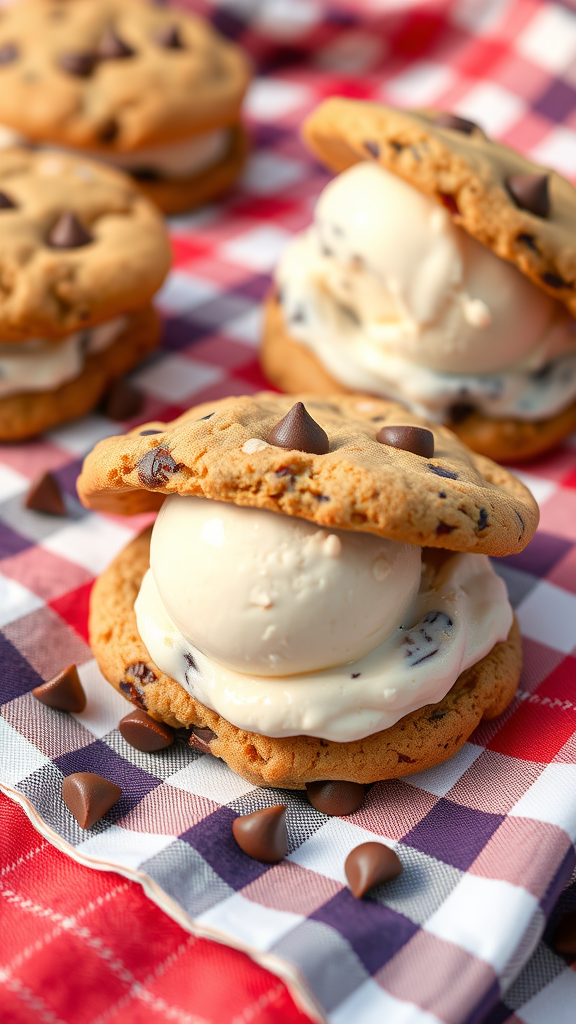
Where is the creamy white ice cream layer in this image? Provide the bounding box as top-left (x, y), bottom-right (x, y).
top-left (135, 496), bottom-right (513, 742)
top-left (276, 161), bottom-right (576, 421)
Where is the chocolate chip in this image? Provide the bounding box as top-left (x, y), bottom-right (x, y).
top-left (439, 192), bottom-right (459, 215)
top-left (516, 233), bottom-right (539, 253)
top-left (97, 28), bottom-right (134, 60)
top-left (59, 51), bottom-right (98, 77)
top-left (119, 680), bottom-right (146, 710)
top-left (345, 841), bottom-right (403, 898)
top-left (434, 112), bottom-right (479, 134)
top-left (306, 781), bottom-right (365, 816)
top-left (119, 708), bottom-right (174, 752)
top-left (190, 725), bottom-right (217, 754)
top-left (0, 190), bottom-right (16, 209)
top-left (436, 522), bottom-right (456, 535)
top-left (390, 141), bottom-right (403, 153)
top-left (25, 471), bottom-right (66, 516)
top-left (102, 379), bottom-right (142, 421)
top-left (47, 211), bottom-right (93, 249)
top-left (99, 119), bottom-right (119, 144)
top-left (0, 43), bottom-right (18, 65)
top-left (541, 271), bottom-right (569, 289)
top-left (506, 174), bottom-right (550, 218)
top-left (438, 491), bottom-right (446, 498)
top-left (232, 805), bottom-right (287, 863)
top-left (478, 508), bottom-right (488, 531)
top-left (552, 910), bottom-right (576, 956)
top-left (154, 24), bottom-right (185, 49)
top-left (363, 140), bottom-right (380, 157)
top-left (125, 661), bottom-right (157, 686)
top-left (428, 465), bottom-right (458, 480)
top-left (137, 447), bottom-right (178, 488)
top-left (139, 428), bottom-right (163, 436)
top-left (62, 772), bottom-right (122, 830)
top-left (198, 412), bottom-right (214, 421)
top-left (131, 167), bottom-right (161, 181)
top-left (377, 424), bottom-right (434, 458)
top-left (448, 402), bottom-right (474, 424)
top-left (32, 664), bottom-right (86, 713)
top-left (267, 402), bottom-right (329, 455)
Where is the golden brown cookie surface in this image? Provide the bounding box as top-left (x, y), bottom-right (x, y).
top-left (78, 391), bottom-right (538, 555)
top-left (0, 148), bottom-right (171, 341)
top-left (304, 98), bottom-right (576, 316)
top-left (262, 290), bottom-right (576, 463)
top-left (89, 527), bottom-right (521, 789)
top-left (0, 0), bottom-right (251, 150)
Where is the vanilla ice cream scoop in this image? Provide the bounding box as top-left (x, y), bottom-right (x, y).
top-left (306, 161), bottom-right (573, 374)
top-left (150, 495), bottom-right (422, 677)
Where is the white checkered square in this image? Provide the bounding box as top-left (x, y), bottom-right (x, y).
top-left (47, 414), bottom-right (120, 457)
top-left (166, 756), bottom-right (256, 805)
top-left (76, 825), bottom-right (174, 870)
top-left (530, 126), bottom-right (576, 178)
top-left (197, 892), bottom-right (304, 952)
top-left (220, 225), bottom-right (293, 272)
top-left (245, 78), bottom-right (313, 121)
top-left (132, 355), bottom-right (224, 402)
top-left (241, 152), bottom-right (308, 196)
top-left (0, 716), bottom-right (51, 785)
top-left (42, 514), bottom-right (134, 575)
top-left (509, 762), bottom-right (576, 839)
top-left (517, 966), bottom-right (576, 1024)
top-left (384, 61), bottom-right (456, 106)
top-left (331, 977), bottom-right (443, 1024)
top-left (516, 581), bottom-right (576, 653)
top-left (403, 743), bottom-right (483, 797)
top-left (156, 271), bottom-right (219, 315)
top-left (455, 81), bottom-right (526, 135)
top-left (0, 573), bottom-right (44, 629)
top-left (288, 817), bottom-right (396, 884)
top-left (75, 659), bottom-right (132, 739)
top-left (0, 463), bottom-right (28, 502)
top-left (516, 4), bottom-right (576, 74)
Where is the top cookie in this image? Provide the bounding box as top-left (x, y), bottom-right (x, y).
top-left (77, 392), bottom-right (539, 556)
top-left (0, 0), bottom-right (252, 151)
top-left (303, 98), bottom-right (576, 319)
top-left (0, 147), bottom-right (171, 341)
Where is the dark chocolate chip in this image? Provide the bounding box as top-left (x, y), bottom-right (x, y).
top-left (516, 233), bottom-right (538, 253)
top-left (436, 522), bottom-right (456, 535)
top-left (154, 24), bottom-right (185, 49)
top-left (448, 402), bottom-right (474, 424)
top-left (438, 491), bottom-right (447, 498)
top-left (97, 28), bottom-right (135, 60)
top-left (190, 725), bottom-right (217, 754)
top-left (198, 412), bottom-right (214, 421)
top-left (131, 166), bottom-right (161, 181)
top-left (25, 471), bottom-right (66, 516)
top-left (541, 271), bottom-right (570, 289)
top-left (434, 112), bottom-right (479, 134)
top-left (119, 680), bottom-right (147, 710)
top-left (351, 672), bottom-right (361, 678)
top-left (62, 772), bottom-right (122, 830)
top-left (32, 664), bottom-right (86, 713)
top-left (345, 841), bottom-right (403, 898)
top-left (506, 174), bottom-right (550, 218)
top-left (232, 805), bottom-right (287, 863)
top-left (102, 379), bottom-right (142, 421)
top-left (428, 465), bottom-right (458, 480)
top-left (99, 119), bottom-right (119, 144)
top-left (137, 447), bottom-right (178, 488)
top-left (47, 211), bottom-right (93, 249)
top-left (306, 781), bottom-right (365, 817)
top-left (119, 708), bottom-right (174, 752)
top-left (439, 192), bottom-right (459, 215)
top-left (363, 140), bottom-right (380, 157)
top-left (377, 424), bottom-right (434, 458)
top-left (478, 508), bottom-right (488, 531)
top-left (125, 661), bottom-right (157, 686)
top-left (390, 141), bottom-right (403, 153)
top-left (59, 51), bottom-right (98, 77)
top-left (139, 428), bottom-right (163, 436)
top-left (0, 43), bottom-right (18, 65)
top-left (0, 190), bottom-right (17, 209)
top-left (552, 910), bottom-right (576, 956)
top-left (267, 402), bottom-right (329, 455)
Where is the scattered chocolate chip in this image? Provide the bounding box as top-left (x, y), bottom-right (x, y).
top-left (316, 494), bottom-right (330, 502)
top-left (137, 447), bottom-right (178, 488)
top-left (154, 24), bottom-right (185, 49)
top-left (190, 725), bottom-right (217, 754)
top-left (131, 166), bottom-right (161, 181)
top-left (198, 412), bottom-right (214, 421)
top-left (377, 424), bottom-right (434, 458)
top-left (363, 140), bottom-right (380, 157)
top-left (119, 708), bottom-right (174, 752)
top-left (448, 402), bottom-right (474, 424)
top-left (552, 910), bottom-right (576, 956)
top-left (139, 428), bottom-right (163, 436)
top-left (47, 211), bottom-right (93, 249)
top-left (306, 781), bottom-right (365, 816)
top-left (0, 190), bottom-right (16, 209)
top-left (125, 661), bottom-right (157, 686)
top-left (62, 772), bottom-right (122, 830)
top-left (119, 680), bottom-right (146, 709)
top-left (345, 841), bottom-right (403, 898)
top-left (97, 28), bottom-right (134, 60)
top-left (0, 43), bottom-right (18, 65)
top-left (516, 233), bottom-right (538, 253)
top-left (59, 51), bottom-right (98, 77)
top-left (351, 672), bottom-right (361, 678)
top-left (438, 491), bottom-right (447, 498)
top-left (541, 271), bottom-right (569, 289)
top-left (99, 119), bottom-right (119, 144)
top-left (102, 379), bottom-right (142, 421)
top-left (429, 708), bottom-right (447, 721)
top-left (436, 522), bottom-right (456, 535)
top-left (478, 508), bottom-right (488, 531)
top-left (232, 805), bottom-right (287, 863)
top-left (25, 471), bottom-right (66, 515)
top-left (439, 192), bottom-right (459, 215)
top-left (515, 510), bottom-right (525, 534)
top-left (32, 664), bottom-right (86, 713)
top-left (434, 112), bottom-right (478, 134)
top-left (267, 402), bottom-right (329, 455)
top-left (390, 141), bottom-right (403, 153)
top-left (428, 465), bottom-right (458, 480)
top-left (506, 174), bottom-right (550, 218)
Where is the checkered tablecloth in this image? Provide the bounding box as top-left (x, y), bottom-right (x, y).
top-left (2, 1), bottom-right (576, 1023)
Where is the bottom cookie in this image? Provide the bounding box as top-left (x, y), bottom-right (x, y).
top-left (90, 527), bottom-right (522, 789)
top-left (261, 292), bottom-right (576, 464)
top-left (133, 124), bottom-right (249, 216)
top-left (0, 305), bottom-right (161, 442)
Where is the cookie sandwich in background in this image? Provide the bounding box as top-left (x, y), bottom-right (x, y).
top-left (77, 393), bottom-right (538, 789)
top-left (0, 0), bottom-right (252, 215)
top-left (0, 148), bottom-right (171, 441)
top-left (262, 98), bottom-right (576, 463)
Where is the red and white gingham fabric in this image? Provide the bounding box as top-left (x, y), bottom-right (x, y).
top-left (2, 2), bottom-right (576, 1023)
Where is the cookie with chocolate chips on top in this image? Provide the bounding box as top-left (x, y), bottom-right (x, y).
top-left (262, 97), bottom-right (576, 462)
top-left (81, 393), bottom-right (537, 789)
top-left (0, 0), bottom-right (252, 214)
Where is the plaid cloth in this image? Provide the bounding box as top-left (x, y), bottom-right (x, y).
top-left (2, 1), bottom-right (576, 1022)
